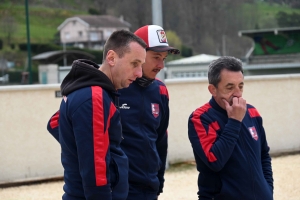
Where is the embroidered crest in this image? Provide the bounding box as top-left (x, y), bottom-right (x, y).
top-left (156, 30), bottom-right (167, 43)
top-left (151, 103), bottom-right (159, 118)
top-left (248, 126), bottom-right (258, 141)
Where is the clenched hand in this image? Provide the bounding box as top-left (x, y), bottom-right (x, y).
top-left (222, 97), bottom-right (246, 122)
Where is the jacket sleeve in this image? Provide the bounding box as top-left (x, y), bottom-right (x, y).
top-left (47, 111), bottom-right (60, 141)
top-left (156, 85), bottom-right (169, 195)
top-left (258, 117), bottom-right (274, 192)
top-left (188, 105), bottom-right (241, 172)
top-left (70, 88), bottom-right (114, 199)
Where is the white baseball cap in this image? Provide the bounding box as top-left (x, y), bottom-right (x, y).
top-left (134, 25), bottom-right (180, 55)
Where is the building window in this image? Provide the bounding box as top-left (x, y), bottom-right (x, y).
top-left (171, 71), bottom-right (207, 78)
top-left (78, 31), bottom-right (82, 37)
top-left (65, 32), bottom-right (70, 40)
top-left (72, 20), bottom-right (76, 25)
top-left (89, 32), bottom-right (99, 41)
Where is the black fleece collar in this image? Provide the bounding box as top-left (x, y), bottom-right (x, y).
top-left (61, 59), bottom-right (116, 96)
top-left (136, 76), bottom-right (155, 87)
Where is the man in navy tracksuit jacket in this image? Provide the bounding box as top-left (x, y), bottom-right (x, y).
top-left (118, 25), bottom-right (180, 200)
top-left (47, 30), bottom-right (147, 200)
top-left (188, 56), bottom-right (273, 200)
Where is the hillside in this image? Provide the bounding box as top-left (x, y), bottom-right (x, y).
top-left (242, 1), bottom-right (300, 29)
top-left (0, 2), bottom-right (87, 44)
top-left (0, 1), bottom-right (299, 60)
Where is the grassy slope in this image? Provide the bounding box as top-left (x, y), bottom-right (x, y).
top-left (0, 2), bottom-right (87, 43)
top-left (242, 1), bottom-right (300, 29)
top-left (1, 1), bottom-right (300, 44)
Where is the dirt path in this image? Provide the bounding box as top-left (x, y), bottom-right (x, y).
top-left (1, 154), bottom-right (299, 200)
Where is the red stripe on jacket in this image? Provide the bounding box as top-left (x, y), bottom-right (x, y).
top-left (50, 111), bottom-right (59, 129)
top-left (191, 103), bottom-right (218, 162)
top-left (92, 86), bottom-right (116, 186)
top-left (248, 108), bottom-right (261, 118)
top-left (159, 85), bottom-right (169, 99)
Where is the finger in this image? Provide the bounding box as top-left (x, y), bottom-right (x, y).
top-left (222, 99), bottom-right (230, 108)
top-left (232, 97), bottom-right (238, 105)
top-left (239, 97), bottom-right (247, 106)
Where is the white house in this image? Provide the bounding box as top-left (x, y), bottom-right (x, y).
top-left (165, 54), bottom-right (220, 79)
top-left (57, 15), bottom-right (131, 50)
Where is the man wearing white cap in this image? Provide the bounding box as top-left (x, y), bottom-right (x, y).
top-left (118, 25), bottom-right (180, 200)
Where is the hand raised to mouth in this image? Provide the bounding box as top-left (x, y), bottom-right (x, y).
top-left (222, 97), bottom-right (246, 122)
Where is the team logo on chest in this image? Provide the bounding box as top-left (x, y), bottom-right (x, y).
top-left (151, 103), bottom-right (159, 118)
top-left (248, 126), bottom-right (258, 141)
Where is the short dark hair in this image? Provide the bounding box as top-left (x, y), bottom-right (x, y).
top-left (208, 56), bottom-right (244, 87)
top-left (103, 29), bottom-right (147, 62)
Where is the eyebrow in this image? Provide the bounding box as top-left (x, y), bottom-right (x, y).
top-left (132, 59), bottom-right (143, 63)
top-left (225, 82), bottom-right (244, 87)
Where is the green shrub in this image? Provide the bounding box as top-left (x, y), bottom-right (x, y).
top-left (68, 47), bottom-right (103, 64)
top-left (181, 45), bottom-right (193, 57)
top-left (7, 70), bottom-right (38, 84)
top-left (18, 43), bottom-right (61, 54)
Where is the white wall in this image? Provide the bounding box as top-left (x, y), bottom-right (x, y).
top-left (0, 74), bottom-right (299, 183)
top-left (166, 74), bottom-right (300, 163)
top-left (0, 85), bottom-right (63, 184)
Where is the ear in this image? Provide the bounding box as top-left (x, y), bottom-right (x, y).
top-left (106, 50), bottom-right (115, 66)
top-left (208, 84), bottom-right (217, 96)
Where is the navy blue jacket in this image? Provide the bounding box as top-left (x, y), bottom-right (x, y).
top-left (188, 97), bottom-right (273, 200)
top-left (118, 79), bottom-right (169, 196)
top-left (47, 59), bottom-right (128, 200)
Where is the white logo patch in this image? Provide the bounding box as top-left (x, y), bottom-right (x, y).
top-left (120, 103), bottom-right (130, 109)
top-left (156, 29), bottom-right (168, 43)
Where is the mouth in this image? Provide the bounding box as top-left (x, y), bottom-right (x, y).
top-left (228, 97), bottom-right (235, 106)
top-left (222, 98), bottom-right (233, 106)
top-left (152, 69), bottom-right (161, 73)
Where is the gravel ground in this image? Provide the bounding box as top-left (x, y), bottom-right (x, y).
top-left (0, 154), bottom-right (299, 200)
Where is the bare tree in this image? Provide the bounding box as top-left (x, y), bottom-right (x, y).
top-left (162, 0), bottom-right (257, 57)
top-left (2, 0), bottom-right (271, 58)
top-left (108, 0), bottom-right (152, 31)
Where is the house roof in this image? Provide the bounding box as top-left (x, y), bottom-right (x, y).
top-left (57, 15), bottom-right (131, 30)
top-left (32, 50), bottom-right (95, 64)
top-left (244, 62), bottom-right (300, 70)
top-left (166, 54), bottom-right (220, 66)
top-left (238, 27), bottom-right (300, 37)
top-left (238, 27), bottom-right (300, 57)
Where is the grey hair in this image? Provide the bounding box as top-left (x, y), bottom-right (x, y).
top-left (208, 56), bottom-right (243, 87)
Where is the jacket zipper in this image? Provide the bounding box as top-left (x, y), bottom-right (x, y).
top-left (241, 124), bottom-right (257, 200)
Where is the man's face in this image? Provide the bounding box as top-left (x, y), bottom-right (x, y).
top-left (142, 50), bottom-right (168, 79)
top-left (113, 42), bottom-right (146, 89)
top-left (209, 69), bottom-right (244, 110)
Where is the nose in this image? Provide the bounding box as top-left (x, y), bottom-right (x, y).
top-left (134, 65), bottom-right (143, 78)
top-left (157, 60), bottom-right (165, 69)
top-left (233, 87), bottom-right (242, 97)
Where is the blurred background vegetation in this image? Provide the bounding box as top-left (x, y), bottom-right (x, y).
top-left (0, 0), bottom-right (300, 83)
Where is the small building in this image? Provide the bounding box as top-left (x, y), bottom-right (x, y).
top-left (166, 27), bottom-right (300, 79)
top-left (32, 50), bottom-right (95, 84)
top-left (239, 27), bottom-right (300, 75)
top-left (57, 15), bottom-right (131, 50)
top-left (165, 54), bottom-right (220, 79)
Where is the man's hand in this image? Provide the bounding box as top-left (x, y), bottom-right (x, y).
top-left (222, 97), bottom-right (246, 122)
